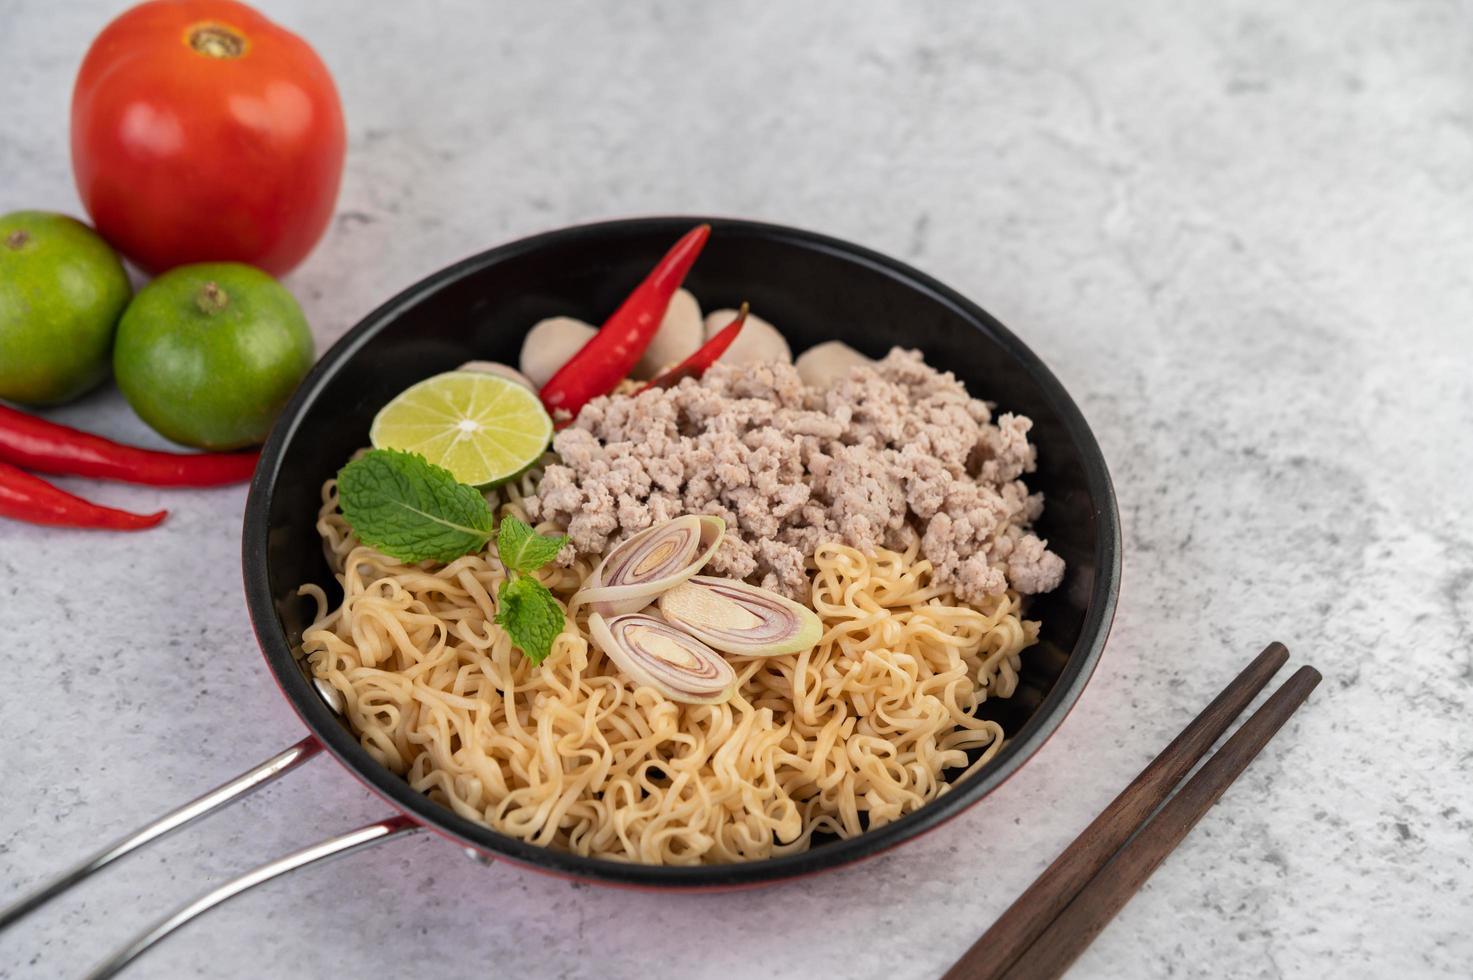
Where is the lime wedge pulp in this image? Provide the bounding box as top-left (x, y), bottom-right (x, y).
top-left (369, 371), bottom-right (553, 486)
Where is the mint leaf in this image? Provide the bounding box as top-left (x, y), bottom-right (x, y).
top-left (337, 449), bottom-right (494, 563)
top-left (495, 575), bottom-right (566, 665)
top-left (496, 517), bottom-right (569, 574)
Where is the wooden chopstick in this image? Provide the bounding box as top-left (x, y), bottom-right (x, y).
top-left (942, 642), bottom-right (1292, 980)
top-left (997, 664), bottom-right (1321, 980)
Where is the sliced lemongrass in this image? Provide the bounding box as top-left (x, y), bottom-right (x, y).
top-left (657, 576), bottom-right (822, 657)
top-left (588, 612), bottom-right (735, 704)
top-left (571, 515), bottom-right (724, 617)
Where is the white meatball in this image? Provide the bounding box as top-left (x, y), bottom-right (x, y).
top-left (704, 308), bottom-right (791, 365)
top-left (794, 341), bottom-right (871, 389)
top-left (456, 361), bottom-right (536, 391)
top-left (634, 289), bottom-right (704, 379)
top-left (519, 316), bottom-right (597, 388)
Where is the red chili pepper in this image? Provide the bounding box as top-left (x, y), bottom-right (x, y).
top-left (0, 404), bottom-right (258, 486)
top-left (638, 303), bottom-right (749, 393)
top-left (0, 461), bottom-right (166, 530)
top-left (539, 224), bottom-right (711, 423)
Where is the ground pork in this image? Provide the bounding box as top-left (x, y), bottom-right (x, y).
top-left (524, 348), bottom-right (1065, 603)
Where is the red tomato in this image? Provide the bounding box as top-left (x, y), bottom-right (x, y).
top-left (71, 0), bottom-right (345, 276)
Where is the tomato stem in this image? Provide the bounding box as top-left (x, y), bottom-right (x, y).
top-left (187, 23), bottom-right (247, 59)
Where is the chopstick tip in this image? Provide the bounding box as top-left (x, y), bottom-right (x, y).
top-left (1251, 642), bottom-right (1290, 674)
top-left (1290, 664), bottom-right (1323, 687)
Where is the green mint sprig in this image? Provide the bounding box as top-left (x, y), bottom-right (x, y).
top-left (337, 449), bottom-right (493, 563)
top-left (495, 514), bottom-right (568, 572)
top-left (493, 517), bottom-right (570, 666)
top-left (335, 450), bottom-right (568, 665)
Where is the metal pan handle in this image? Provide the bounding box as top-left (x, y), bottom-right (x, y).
top-left (0, 735), bottom-right (323, 931)
top-left (85, 815), bottom-right (423, 980)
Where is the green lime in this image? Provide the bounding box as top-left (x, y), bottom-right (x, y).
top-left (0, 211), bottom-right (131, 405)
top-left (370, 371), bottom-right (553, 486)
top-left (114, 263), bottom-right (314, 450)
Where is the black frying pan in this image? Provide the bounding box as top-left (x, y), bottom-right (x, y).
top-left (2, 217), bottom-right (1120, 974)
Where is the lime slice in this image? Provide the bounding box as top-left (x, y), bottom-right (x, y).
top-left (369, 371), bottom-right (552, 486)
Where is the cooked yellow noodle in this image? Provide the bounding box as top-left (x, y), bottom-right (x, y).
top-left (298, 475), bottom-right (1039, 864)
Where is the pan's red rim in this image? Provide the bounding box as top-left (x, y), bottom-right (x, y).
top-left (242, 215), bottom-right (1123, 890)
